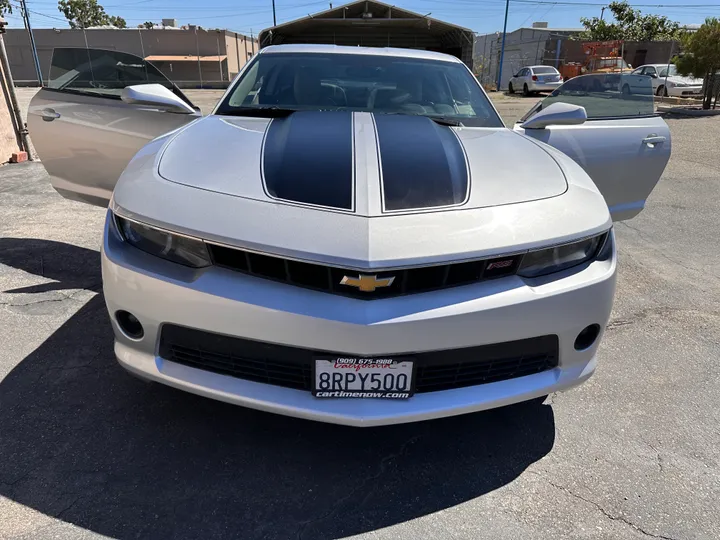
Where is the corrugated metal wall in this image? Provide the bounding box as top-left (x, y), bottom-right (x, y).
top-left (265, 28), bottom-right (473, 69)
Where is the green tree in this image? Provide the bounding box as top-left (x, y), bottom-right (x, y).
top-left (579, 1), bottom-right (682, 41)
top-left (675, 18), bottom-right (720, 109)
top-left (57, 0), bottom-right (126, 29)
top-left (58, 0), bottom-right (108, 28)
top-left (107, 15), bottom-right (126, 28)
top-left (0, 0), bottom-right (12, 17)
top-left (142, 21), bottom-right (155, 29)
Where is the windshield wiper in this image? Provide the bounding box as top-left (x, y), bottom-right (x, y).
top-left (221, 108), bottom-right (463, 125)
top-left (425, 115), bottom-right (464, 127)
top-left (220, 106), bottom-right (350, 118)
top-left (220, 106), bottom-right (299, 118)
top-left (378, 111), bottom-right (463, 126)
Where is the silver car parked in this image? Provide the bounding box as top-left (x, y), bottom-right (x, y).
top-left (28, 47), bottom-right (668, 426)
top-left (509, 65), bottom-right (563, 96)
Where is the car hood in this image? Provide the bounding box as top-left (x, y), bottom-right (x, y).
top-left (157, 112), bottom-right (566, 216)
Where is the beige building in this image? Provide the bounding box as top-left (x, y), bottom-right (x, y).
top-left (5, 27), bottom-right (258, 87)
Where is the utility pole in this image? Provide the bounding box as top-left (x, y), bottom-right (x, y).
top-left (600, 6), bottom-right (606, 20)
top-left (19, 0), bottom-right (43, 85)
top-left (496, 0), bottom-right (510, 91)
top-left (272, 0), bottom-right (277, 26)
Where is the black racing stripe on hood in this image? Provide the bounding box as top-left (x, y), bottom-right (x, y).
top-left (374, 114), bottom-right (469, 212)
top-left (262, 111), bottom-right (353, 210)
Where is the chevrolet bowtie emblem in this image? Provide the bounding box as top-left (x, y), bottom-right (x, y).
top-left (340, 274), bottom-right (395, 292)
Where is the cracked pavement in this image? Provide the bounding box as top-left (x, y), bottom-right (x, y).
top-left (0, 92), bottom-right (718, 539)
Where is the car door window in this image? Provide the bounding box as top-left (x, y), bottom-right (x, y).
top-left (516, 72), bottom-right (669, 221)
top-left (520, 73), bottom-right (654, 121)
top-left (47, 47), bottom-right (193, 106)
top-left (644, 67), bottom-right (657, 77)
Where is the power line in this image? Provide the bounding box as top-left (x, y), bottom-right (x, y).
top-left (517, 3), bottom-right (543, 28)
top-left (26, 0), bottom-right (327, 8)
top-left (413, 0), bottom-right (720, 7)
top-left (13, 3), bottom-right (271, 22)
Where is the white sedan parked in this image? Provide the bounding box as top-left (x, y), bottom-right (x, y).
top-left (509, 66), bottom-right (563, 96)
top-left (629, 64), bottom-right (703, 97)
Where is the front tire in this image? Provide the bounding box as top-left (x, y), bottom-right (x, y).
top-left (523, 83), bottom-right (530, 97)
top-left (657, 85), bottom-right (668, 97)
top-left (508, 82), bottom-right (514, 94)
top-left (621, 84), bottom-right (631, 96)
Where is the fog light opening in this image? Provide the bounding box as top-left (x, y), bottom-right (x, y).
top-left (116, 310), bottom-right (144, 340)
top-left (574, 324), bottom-right (600, 351)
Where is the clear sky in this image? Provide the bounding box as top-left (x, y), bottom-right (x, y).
top-left (5, 0), bottom-right (720, 38)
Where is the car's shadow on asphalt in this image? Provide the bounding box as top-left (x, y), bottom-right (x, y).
top-left (0, 239), bottom-right (556, 540)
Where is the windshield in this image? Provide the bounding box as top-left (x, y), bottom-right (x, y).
top-left (658, 65), bottom-right (678, 78)
top-left (215, 52), bottom-right (503, 127)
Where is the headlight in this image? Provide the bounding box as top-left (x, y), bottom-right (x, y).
top-left (114, 215), bottom-right (211, 268)
top-left (671, 81), bottom-right (687, 87)
top-left (518, 233), bottom-right (609, 278)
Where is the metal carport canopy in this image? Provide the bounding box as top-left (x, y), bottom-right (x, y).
top-left (258, 0), bottom-right (474, 69)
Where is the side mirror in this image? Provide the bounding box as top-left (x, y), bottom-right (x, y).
top-left (520, 102), bottom-right (587, 130)
top-left (651, 73), bottom-right (658, 79)
top-left (121, 83), bottom-right (195, 114)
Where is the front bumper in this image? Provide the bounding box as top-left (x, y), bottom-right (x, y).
top-left (667, 86), bottom-right (703, 97)
top-left (102, 217), bottom-right (617, 426)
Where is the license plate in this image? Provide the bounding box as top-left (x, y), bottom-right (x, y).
top-left (313, 357), bottom-right (415, 399)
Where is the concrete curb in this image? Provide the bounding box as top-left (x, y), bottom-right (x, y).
top-left (657, 105), bottom-right (720, 116)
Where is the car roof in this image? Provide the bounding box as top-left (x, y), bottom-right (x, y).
top-left (259, 44), bottom-right (463, 63)
top-left (528, 65), bottom-right (558, 70)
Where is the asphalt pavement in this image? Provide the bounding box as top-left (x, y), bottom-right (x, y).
top-left (0, 91), bottom-right (718, 540)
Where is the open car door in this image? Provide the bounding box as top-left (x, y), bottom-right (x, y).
top-left (514, 73), bottom-right (670, 221)
top-left (28, 48), bottom-right (201, 207)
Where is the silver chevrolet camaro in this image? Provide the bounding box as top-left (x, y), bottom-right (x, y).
top-left (28, 44), bottom-right (670, 426)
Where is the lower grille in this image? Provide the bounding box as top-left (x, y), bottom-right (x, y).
top-left (159, 325), bottom-right (558, 394)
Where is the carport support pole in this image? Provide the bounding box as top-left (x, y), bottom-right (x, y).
top-left (496, 0), bottom-right (510, 92)
top-left (19, 0), bottom-right (43, 85)
top-left (0, 30), bottom-right (33, 160)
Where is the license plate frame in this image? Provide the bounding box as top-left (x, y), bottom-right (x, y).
top-left (312, 356), bottom-right (416, 399)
